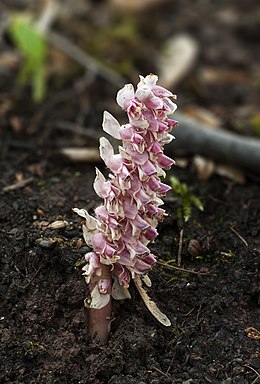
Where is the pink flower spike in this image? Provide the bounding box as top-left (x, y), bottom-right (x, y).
top-left (73, 74), bottom-right (177, 342)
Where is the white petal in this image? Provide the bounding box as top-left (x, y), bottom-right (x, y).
top-left (116, 83), bottom-right (135, 109)
top-left (137, 74), bottom-right (158, 88)
top-left (93, 168), bottom-right (110, 198)
top-left (112, 278), bottom-right (131, 300)
top-left (73, 208), bottom-right (97, 230)
top-left (82, 224), bottom-right (95, 247)
top-left (164, 98), bottom-right (177, 113)
top-left (135, 85), bottom-right (153, 101)
top-left (102, 111), bottom-right (121, 140)
top-left (89, 285), bottom-right (110, 309)
top-left (99, 137), bottom-right (114, 165)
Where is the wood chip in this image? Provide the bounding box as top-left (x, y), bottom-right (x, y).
top-left (60, 147), bottom-right (100, 162)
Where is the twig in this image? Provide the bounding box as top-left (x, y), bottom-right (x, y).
top-left (157, 260), bottom-right (209, 275)
top-left (150, 366), bottom-right (170, 378)
top-left (168, 112), bottom-right (260, 175)
top-left (2, 177), bottom-right (33, 192)
top-left (14, 263), bottom-right (44, 290)
top-left (245, 365), bottom-right (260, 384)
top-left (230, 226), bottom-right (248, 247)
top-left (47, 31), bottom-right (125, 88)
top-left (56, 121), bottom-right (99, 142)
top-left (177, 228), bottom-right (183, 267)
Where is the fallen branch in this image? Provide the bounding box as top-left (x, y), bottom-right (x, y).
top-left (167, 112), bottom-right (260, 175)
top-left (47, 31), bottom-right (125, 88)
top-left (2, 177), bottom-right (34, 192)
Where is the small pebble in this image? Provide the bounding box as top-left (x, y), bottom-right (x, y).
top-left (188, 239), bottom-right (201, 257)
top-left (36, 238), bottom-right (56, 249)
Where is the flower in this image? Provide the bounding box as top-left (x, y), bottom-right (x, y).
top-left (73, 74), bottom-right (177, 308)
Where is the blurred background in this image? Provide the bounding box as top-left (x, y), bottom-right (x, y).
top-left (0, 0), bottom-right (260, 176)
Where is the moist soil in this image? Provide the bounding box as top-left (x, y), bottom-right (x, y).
top-left (0, 1), bottom-right (260, 383)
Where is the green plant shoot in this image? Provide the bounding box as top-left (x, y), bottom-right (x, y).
top-left (9, 14), bottom-right (47, 102)
top-left (170, 176), bottom-right (204, 222)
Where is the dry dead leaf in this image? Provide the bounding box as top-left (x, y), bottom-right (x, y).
top-left (60, 147), bottom-right (100, 162)
top-left (134, 276), bottom-right (171, 327)
top-left (109, 0), bottom-right (170, 13)
top-left (158, 34), bottom-right (199, 88)
top-left (215, 164), bottom-right (245, 184)
top-left (193, 155), bottom-right (215, 181)
top-left (46, 220), bottom-right (69, 230)
top-left (183, 106), bottom-right (222, 128)
top-left (245, 327), bottom-right (260, 340)
top-left (192, 155), bottom-right (245, 183)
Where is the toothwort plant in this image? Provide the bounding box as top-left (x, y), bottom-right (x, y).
top-left (73, 74), bottom-right (177, 343)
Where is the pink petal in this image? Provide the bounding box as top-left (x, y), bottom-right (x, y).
top-left (144, 96), bottom-right (164, 110)
top-left (144, 227), bottom-right (158, 240)
top-left (95, 205), bottom-right (108, 221)
top-left (148, 175), bottom-right (160, 191)
top-left (135, 85), bottom-right (154, 102)
top-left (122, 197), bottom-right (138, 219)
top-left (119, 124), bottom-right (134, 141)
top-left (135, 188), bottom-right (151, 205)
top-left (166, 118), bottom-right (178, 130)
top-left (105, 243), bottom-right (116, 258)
top-left (145, 204), bottom-right (158, 217)
top-left (152, 85), bottom-right (173, 98)
top-left (126, 143), bottom-right (148, 165)
top-left (158, 182), bottom-right (172, 194)
top-left (157, 154), bottom-right (175, 169)
top-left (130, 240), bottom-right (149, 255)
top-left (143, 110), bottom-right (158, 131)
top-left (113, 264), bottom-right (130, 287)
top-left (131, 214), bottom-right (150, 231)
top-left (158, 122), bottom-right (168, 133)
top-left (98, 278), bottom-right (112, 294)
top-left (92, 232), bottom-right (106, 253)
top-left (140, 160), bottom-right (157, 176)
top-left (151, 142), bottom-right (162, 154)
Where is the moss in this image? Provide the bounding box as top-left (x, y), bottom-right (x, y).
top-left (250, 113), bottom-right (260, 136)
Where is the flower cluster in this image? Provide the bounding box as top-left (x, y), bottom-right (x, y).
top-left (74, 74), bottom-right (177, 309)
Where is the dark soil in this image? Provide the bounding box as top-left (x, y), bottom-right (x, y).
top-left (0, 1), bottom-right (259, 383)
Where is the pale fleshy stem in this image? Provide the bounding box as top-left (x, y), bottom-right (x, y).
top-left (88, 265), bottom-right (112, 344)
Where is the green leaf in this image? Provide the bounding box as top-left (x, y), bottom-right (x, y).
top-left (170, 176), bottom-right (182, 195)
top-left (182, 199), bottom-right (192, 222)
top-left (9, 15), bottom-right (46, 63)
top-left (190, 194), bottom-right (204, 211)
top-left (9, 14), bottom-right (47, 102)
